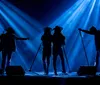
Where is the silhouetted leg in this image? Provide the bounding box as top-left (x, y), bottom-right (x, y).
top-left (1, 51), bottom-right (7, 73)
top-left (96, 51), bottom-right (99, 72)
top-left (53, 55), bottom-right (57, 75)
top-left (7, 51), bottom-right (12, 67)
top-left (42, 55), bottom-right (47, 74)
top-left (59, 49), bottom-right (66, 73)
top-left (47, 56), bottom-right (50, 75)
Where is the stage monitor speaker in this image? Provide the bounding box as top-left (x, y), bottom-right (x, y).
top-left (6, 66), bottom-right (25, 76)
top-left (77, 66), bottom-right (96, 76)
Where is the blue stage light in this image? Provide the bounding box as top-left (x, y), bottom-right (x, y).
top-left (0, 0), bottom-right (100, 72)
top-left (50, 0), bottom-right (99, 72)
top-left (0, 1), bottom-right (43, 71)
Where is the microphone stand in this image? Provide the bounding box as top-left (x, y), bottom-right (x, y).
top-left (79, 30), bottom-right (89, 66)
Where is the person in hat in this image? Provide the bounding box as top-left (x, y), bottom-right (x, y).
top-left (1, 27), bottom-right (29, 74)
top-left (79, 26), bottom-right (100, 71)
top-left (41, 27), bottom-right (52, 75)
top-left (52, 26), bottom-right (66, 75)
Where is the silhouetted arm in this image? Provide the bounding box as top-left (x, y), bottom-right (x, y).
top-left (61, 34), bottom-right (65, 46)
top-left (41, 35), bottom-right (44, 41)
top-left (14, 35), bottom-right (29, 40)
top-left (16, 37), bottom-right (29, 40)
top-left (78, 28), bottom-right (94, 35)
top-left (63, 36), bottom-right (66, 45)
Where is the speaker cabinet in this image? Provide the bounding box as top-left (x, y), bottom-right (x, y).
top-left (6, 66), bottom-right (25, 76)
top-left (77, 66), bottom-right (96, 76)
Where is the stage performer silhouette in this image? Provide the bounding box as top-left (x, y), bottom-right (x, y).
top-left (79, 26), bottom-right (100, 71)
top-left (52, 26), bottom-right (66, 75)
top-left (0, 27), bottom-right (29, 74)
top-left (41, 27), bottom-right (52, 75)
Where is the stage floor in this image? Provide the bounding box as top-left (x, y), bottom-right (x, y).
top-left (0, 72), bottom-right (100, 85)
top-left (0, 71), bottom-right (99, 77)
top-left (1, 71), bottom-right (100, 77)
top-left (20, 71), bottom-right (91, 78)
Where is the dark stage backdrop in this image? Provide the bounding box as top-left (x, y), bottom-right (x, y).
top-left (7, 0), bottom-right (77, 26)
